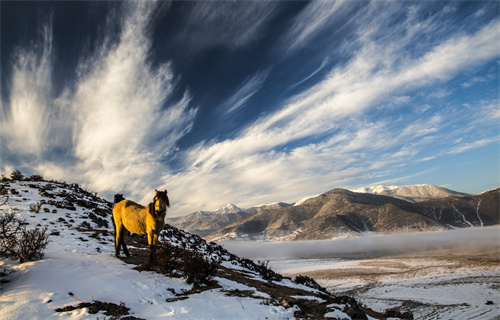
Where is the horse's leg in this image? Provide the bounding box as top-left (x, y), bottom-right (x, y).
top-left (115, 223), bottom-right (122, 257)
top-left (147, 230), bottom-right (155, 262)
top-left (120, 227), bottom-right (131, 257)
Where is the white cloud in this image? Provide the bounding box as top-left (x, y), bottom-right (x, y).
top-left (162, 8), bottom-right (500, 215)
top-left (447, 138), bottom-right (498, 155)
top-left (179, 1), bottom-right (279, 50)
top-left (284, 0), bottom-right (347, 51)
top-left (1, 2), bottom-right (197, 200)
top-left (1, 22), bottom-right (56, 156)
top-left (222, 70), bottom-right (269, 115)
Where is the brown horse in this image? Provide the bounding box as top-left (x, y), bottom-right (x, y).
top-left (112, 190), bottom-right (170, 259)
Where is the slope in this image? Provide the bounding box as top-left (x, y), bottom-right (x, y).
top-left (0, 179), bottom-right (400, 319)
top-left (351, 184), bottom-right (470, 202)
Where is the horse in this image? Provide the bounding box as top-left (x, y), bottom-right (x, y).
top-left (112, 190), bottom-right (170, 260)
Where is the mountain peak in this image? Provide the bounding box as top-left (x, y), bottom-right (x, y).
top-left (350, 184), bottom-right (468, 202)
top-left (212, 203), bottom-right (242, 215)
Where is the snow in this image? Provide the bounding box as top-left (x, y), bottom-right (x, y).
top-left (0, 181), bottom-right (305, 320)
top-left (212, 204), bottom-right (242, 215)
top-left (350, 185), bottom-right (400, 194)
top-left (324, 308), bottom-right (351, 319)
top-left (293, 195), bottom-right (318, 206)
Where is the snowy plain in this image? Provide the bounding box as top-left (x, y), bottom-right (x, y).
top-left (222, 227), bottom-right (500, 320)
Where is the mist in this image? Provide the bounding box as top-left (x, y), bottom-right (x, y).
top-left (220, 227), bottom-right (500, 260)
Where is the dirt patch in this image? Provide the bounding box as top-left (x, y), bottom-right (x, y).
top-left (56, 300), bottom-right (144, 319)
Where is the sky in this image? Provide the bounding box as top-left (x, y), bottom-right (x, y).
top-left (1, 0), bottom-right (499, 217)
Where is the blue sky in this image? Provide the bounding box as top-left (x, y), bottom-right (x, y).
top-left (1, 1), bottom-right (499, 216)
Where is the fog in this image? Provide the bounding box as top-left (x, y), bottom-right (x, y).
top-left (220, 226), bottom-right (500, 260)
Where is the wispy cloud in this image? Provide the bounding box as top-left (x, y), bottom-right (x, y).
top-left (161, 5), bottom-right (500, 214)
top-left (1, 2), bottom-right (197, 199)
top-left (178, 1), bottom-right (279, 50)
top-left (1, 20), bottom-right (57, 156)
top-left (222, 70), bottom-right (269, 115)
top-left (284, 0), bottom-right (348, 52)
top-left (447, 138), bottom-right (498, 155)
top-left (2, 2), bottom-right (497, 216)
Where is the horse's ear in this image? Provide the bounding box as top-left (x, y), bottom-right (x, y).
top-left (165, 190), bottom-right (167, 194)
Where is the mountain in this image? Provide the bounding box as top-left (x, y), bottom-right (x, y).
top-left (351, 184), bottom-right (469, 202)
top-left (167, 202), bottom-right (291, 237)
top-left (206, 187), bottom-right (499, 242)
top-left (165, 204), bottom-right (251, 237)
top-left (0, 178), bottom-right (403, 319)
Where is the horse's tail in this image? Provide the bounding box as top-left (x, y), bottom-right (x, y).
top-left (111, 211), bottom-right (116, 234)
top-left (112, 193), bottom-right (125, 234)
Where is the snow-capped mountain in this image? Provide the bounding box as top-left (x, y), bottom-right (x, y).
top-left (206, 187), bottom-right (499, 242)
top-left (350, 184), bottom-right (469, 202)
top-left (165, 204), bottom-right (250, 237)
top-left (0, 178), bottom-right (399, 319)
top-left (212, 203), bottom-right (242, 215)
top-left (167, 203), bottom-right (293, 237)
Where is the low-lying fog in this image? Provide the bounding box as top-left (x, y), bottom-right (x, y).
top-left (220, 226), bottom-right (500, 261)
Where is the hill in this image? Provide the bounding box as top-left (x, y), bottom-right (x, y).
top-left (206, 187), bottom-right (499, 242)
top-left (350, 184), bottom-right (470, 202)
top-left (0, 179), bottom-right (403, 319)
top-left (167, 202), bottom-right (291, 237)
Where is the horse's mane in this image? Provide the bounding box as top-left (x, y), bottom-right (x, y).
top-left (114, 193), bottom-right (125, 204)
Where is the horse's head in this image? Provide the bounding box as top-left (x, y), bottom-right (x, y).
top-left (114, 193), bottom-right (125, 204)
top-left (152, 189), bottom-right (170, 217)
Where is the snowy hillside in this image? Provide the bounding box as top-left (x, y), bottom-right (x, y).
top-left (350, 184), bottom-right (469, 202)
top-left (0, 179), bottom-right (401, 319)
top-left (212, 204), bottom-right (242, 215)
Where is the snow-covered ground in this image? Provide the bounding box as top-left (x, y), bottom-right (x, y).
top-left (2, 180), bottom-right (497, 319)
top-left (0, 181), bottom-right (319, 320)
top-left (223, 228), bottom-right (500, 320)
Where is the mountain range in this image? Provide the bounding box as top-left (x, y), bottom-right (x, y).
top-left (168, 185), bottom-right (499, 242)
top-left (166, 202), bottom-right (291, 237)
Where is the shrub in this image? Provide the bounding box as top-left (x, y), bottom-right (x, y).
top-left (256, 260), bottom-right (282, 281)
top-left (0, 212), bottom-right (50, 263)
top-left (153, 242), bottom-right (184, 275)
top-left (294, 275), bottom-right (327, 292)
top-left (153, 241), bottom-right (220, 286)
top-left (0, 213), bottom-right (24, 257)
top-left (30, 202), bottom-right (42, 213)
top-left (17, 226), bottom-right (49, 263)
top-left (10, 170), bottom-right (24, 181)
top-left (28, 174), bottom-right (44, 182)
top-left (183, 250), bottom-right (220, 286)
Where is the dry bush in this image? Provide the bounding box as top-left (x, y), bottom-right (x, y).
top-left (10, 170), bottom-right (24, 181)
top-left (17, 226), bottom-right (50, 262)
top-left (0, 212), bottom-right (50, 263)
top-left (153, 242), bottom-right (185, 276)
top-left (153, 241), bottom-right (220, 286)
top-left (294, 275), bottom-right (327, 292)
top-left (183, 250), bottom-right (220, 286)
top-left (0, 212), bottom-right (24, 257)
top-left (29, 202), bottom-right (42, 213)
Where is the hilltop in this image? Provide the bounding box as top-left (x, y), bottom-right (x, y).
top-left (0, 178), bottom-right (405, 319)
